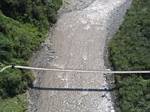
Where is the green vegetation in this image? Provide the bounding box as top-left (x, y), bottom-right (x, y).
top-left (0, 0), bottom-right (62, 111)
top-left (109, 0), bottom-right (150, 111)
top-left (0, 0), bottom-right (62, 30)
top-left (0, 94), bottom-right (27, 112)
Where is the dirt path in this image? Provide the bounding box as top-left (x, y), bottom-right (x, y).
top-left (29, 0), bottom-right (132, 112)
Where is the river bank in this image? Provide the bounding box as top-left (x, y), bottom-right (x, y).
top-left (104, 0), bottom-right (132, 111)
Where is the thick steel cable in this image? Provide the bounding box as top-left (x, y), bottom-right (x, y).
top-left (0, 65), bottom-right (12, 72)
top-left (0, 65), bottom-right (150, 74)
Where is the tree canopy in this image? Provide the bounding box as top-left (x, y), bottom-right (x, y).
top-left (0, 0), bottom-right (62, 98)
top-left (109, 0), bottom-right (150, 111)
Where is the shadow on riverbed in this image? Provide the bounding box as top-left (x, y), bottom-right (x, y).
top-left (31, 86), bottom-right (115, 92)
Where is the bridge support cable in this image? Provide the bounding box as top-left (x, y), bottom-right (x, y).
top-left (0, 65), bottom-right (150, 74)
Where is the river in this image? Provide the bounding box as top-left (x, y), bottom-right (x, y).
top-left (28, 0), bottom-right (132, 112)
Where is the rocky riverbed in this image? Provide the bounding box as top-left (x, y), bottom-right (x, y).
top-left (28, 0), bottom-right (132, 112)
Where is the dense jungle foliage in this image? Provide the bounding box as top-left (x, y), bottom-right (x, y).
top-left (109, 0), bottom-right (150, 111)
top-left (0, 0), bottom-right (62, 98)
top-left (0, 0), bottom-right (62, 111)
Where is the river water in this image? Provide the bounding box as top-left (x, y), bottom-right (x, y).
top-left (29, 0), bottom-right (132, 112)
